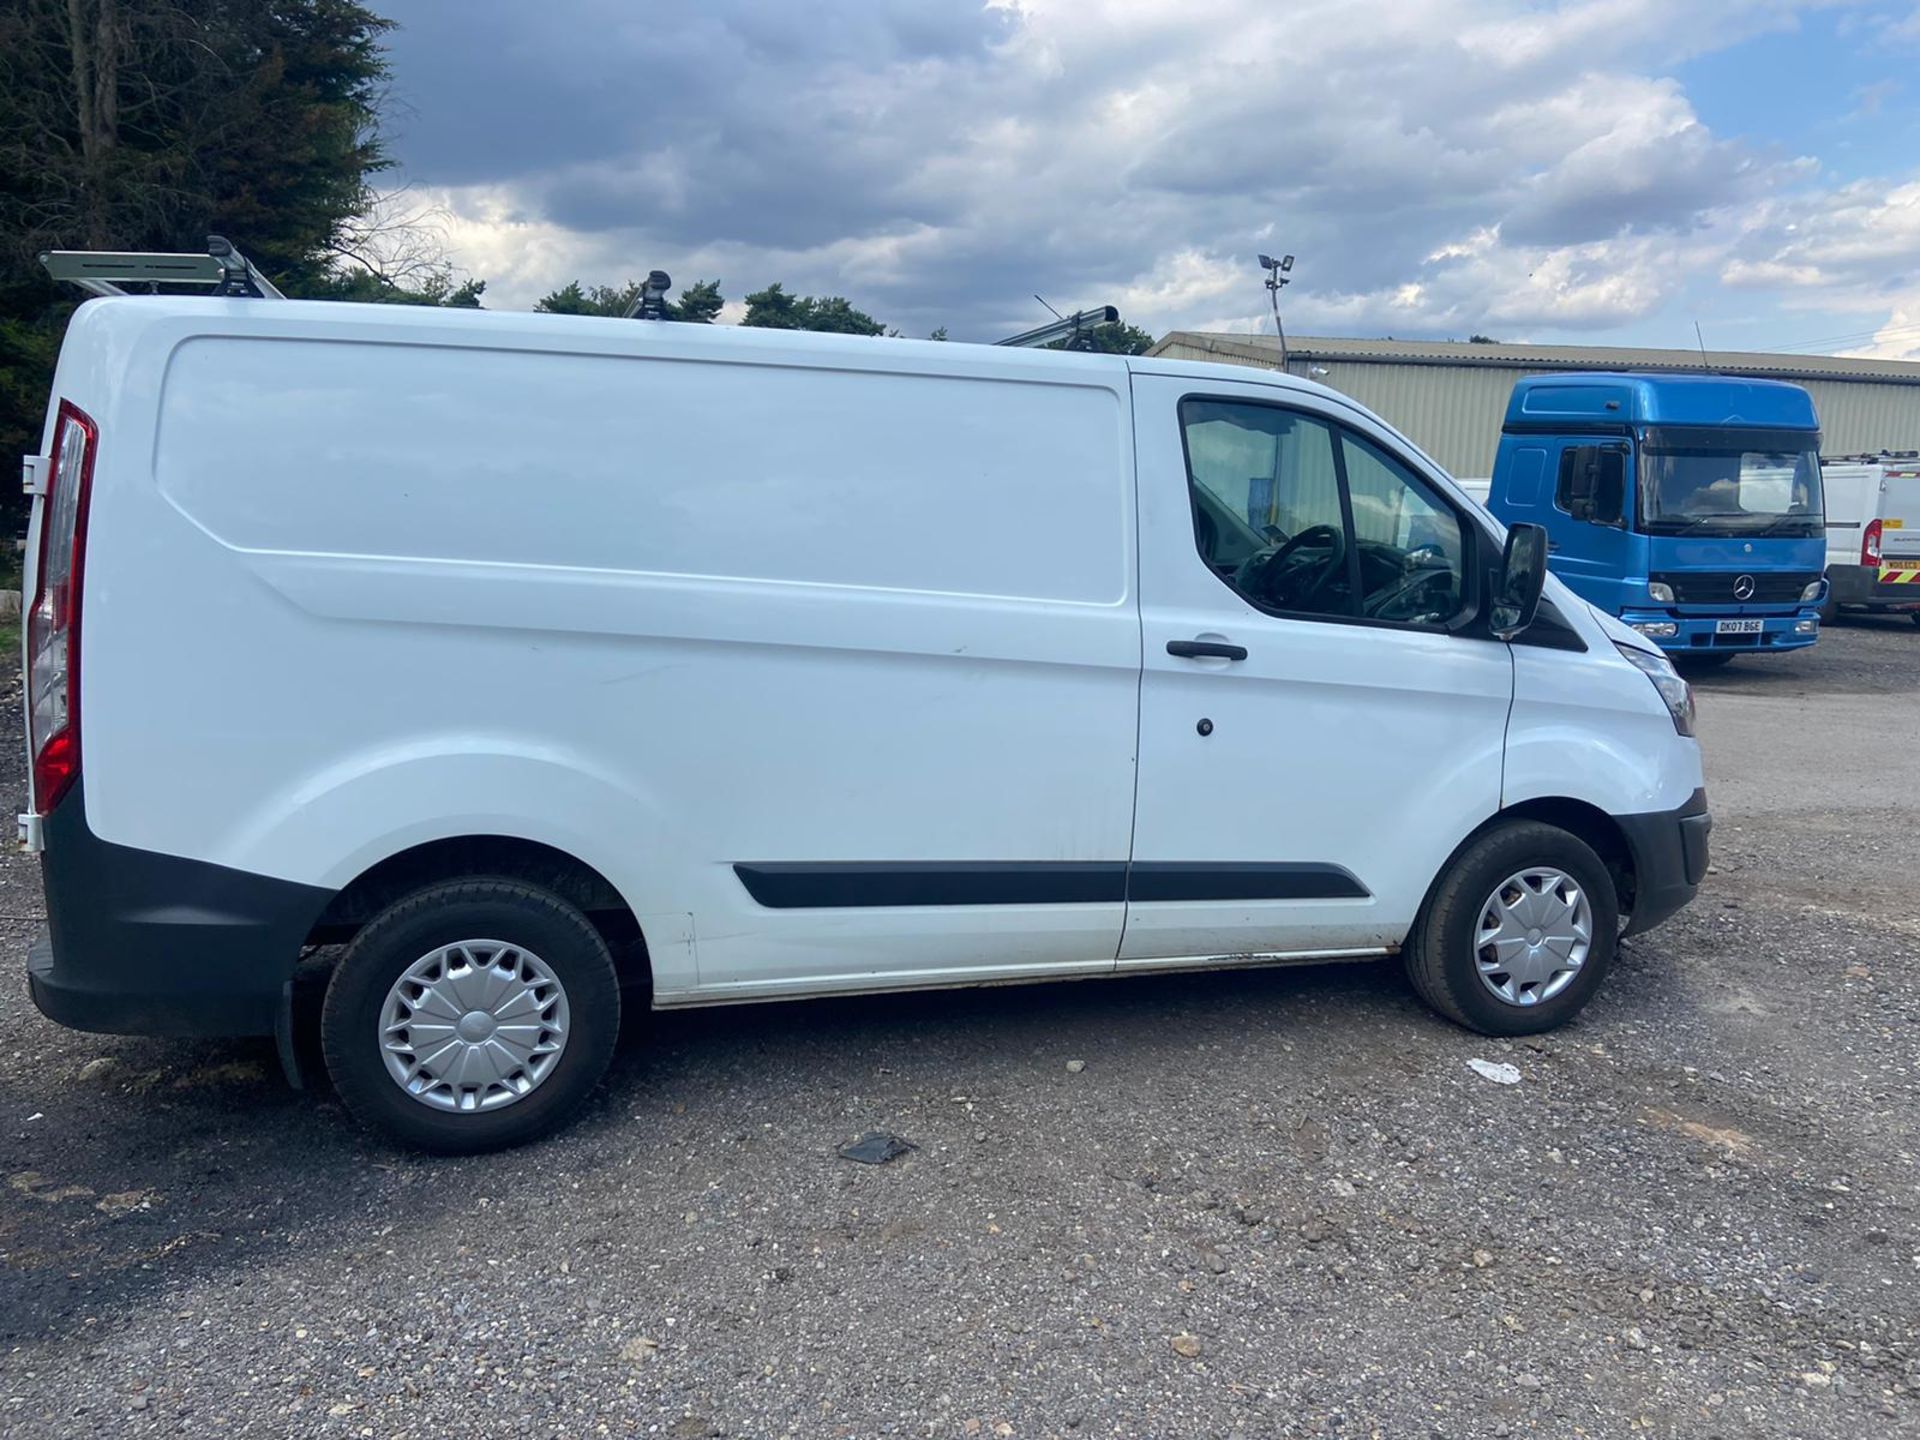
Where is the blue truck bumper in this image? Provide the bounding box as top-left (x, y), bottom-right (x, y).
top-left (1618, 607), bottom-right (1823, 655)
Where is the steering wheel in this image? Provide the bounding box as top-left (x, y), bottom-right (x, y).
top-left (1236, 523), bottom-right (1348, 609)
top-left (1365, 565), bottom-right (1455, 623)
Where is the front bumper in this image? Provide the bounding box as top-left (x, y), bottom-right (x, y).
top-left (1618, 607), bottom-right (1822, 655)
top-left (1616, 787), bottom-right (1711, 937)
top-left (26, 782), bottom-right (334, 1037)
top-left (1827, 563), bottom-right (1920, 610)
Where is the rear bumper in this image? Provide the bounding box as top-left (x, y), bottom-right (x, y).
top-left (26, 783), bottom-right (334, 1037)
top-left (1827, 564), bottom-right (1920, 609)
top-left (1616, 787), bottom-right (1711, 937)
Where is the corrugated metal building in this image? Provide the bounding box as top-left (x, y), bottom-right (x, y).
top-left (1148, 332), bottom-right (1920, 478)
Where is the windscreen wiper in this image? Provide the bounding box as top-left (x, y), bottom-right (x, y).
top-left (1651, 513), bottom-right (1749, 534)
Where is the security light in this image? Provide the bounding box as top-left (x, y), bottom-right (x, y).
top-left (1258, 252), bottom-right (1296, 365)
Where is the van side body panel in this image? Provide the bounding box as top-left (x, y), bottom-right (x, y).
top-left (69, 301), bottom-right (1142, 1006)
top-left (28, 303), bottom-right (1706, 1042)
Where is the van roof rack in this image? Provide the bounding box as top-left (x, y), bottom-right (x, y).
top-left (995, 305), bottom-right (1121, 351)
top-left (40, 234), bottom-right (284, 300)
top-left (622, 271), bottom-right (674, 320)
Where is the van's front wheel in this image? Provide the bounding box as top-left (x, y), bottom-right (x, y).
top-left (320, 878), bottom-right (621, 1153)
top-left (1405, 821), bottom-right (1619, 1036)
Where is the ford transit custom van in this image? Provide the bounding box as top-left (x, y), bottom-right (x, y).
top-left (23, 294), bottom-right (1708, 1151)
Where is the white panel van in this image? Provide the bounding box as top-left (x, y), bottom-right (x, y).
top-left (22, 297), bottom-right (1709, 1151)
top-left (1819, 455), bottom-right (1920, 621)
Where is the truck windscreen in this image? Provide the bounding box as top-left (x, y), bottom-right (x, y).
top-left (1639, 439), bottom-right (1824, 538)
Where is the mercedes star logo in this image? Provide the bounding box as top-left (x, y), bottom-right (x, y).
top-left (1733, 574), bottom-right (1757, 600)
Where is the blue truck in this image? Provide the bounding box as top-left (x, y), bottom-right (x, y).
top-left (1465, 373), bottom-right (1827, 662)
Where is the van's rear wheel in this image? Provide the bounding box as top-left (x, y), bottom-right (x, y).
top-left (1405, 821), bottom-right (1618, 1036)
top-left (321, 878), bottom-right (620, 1153)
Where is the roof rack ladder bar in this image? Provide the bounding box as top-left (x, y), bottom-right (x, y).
top-left (39, 235), bottom-right (282, 299)
top-left (994, 306), bottom-right (1120, 350)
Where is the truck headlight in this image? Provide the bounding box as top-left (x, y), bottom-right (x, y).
top-left (1631, 621), bottom-right (1679, 639)
top-left (1616, 642), bottom-right (1696, 737)
top-left (1648, 581), bottom-right (1676, 603)
top-left (1801, 580), bottom-right (1823, 602)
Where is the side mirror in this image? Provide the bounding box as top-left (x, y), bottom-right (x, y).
top-left (1590, 450), bottom-right (1626, 527)
top-left (1491, 523), bottom-right (1549, 639)
top-left (1565, 447), bottom-right (1628, 527)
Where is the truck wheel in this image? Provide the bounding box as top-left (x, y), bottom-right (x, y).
top-left (321, 878), bottom-right (621, 1153)
top-left (1404, 821), bottom-right (1619, 1036)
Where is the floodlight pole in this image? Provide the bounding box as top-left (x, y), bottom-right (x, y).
top-left (1260, 253), bottom-right (1295, 368)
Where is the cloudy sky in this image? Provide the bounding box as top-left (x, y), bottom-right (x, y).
top-left (375, 0), bottom-right (1920, 358)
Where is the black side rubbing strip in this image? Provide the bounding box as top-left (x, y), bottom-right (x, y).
top-left (733, 861), bottom-right (1370, 908)
top-left (733, 862), bottom-right (1127, 909)
top-left (1127, 862), bottom-right (1368, 902)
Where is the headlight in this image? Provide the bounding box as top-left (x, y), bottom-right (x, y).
top-left (1648, 581), bottom-right (1676, 604)
top-left (1631, 621), bottom-right (1679, 639)
top-left (1801, 580), bottom-right (1823, 602)
top-left (1616, 642), bottom-right (1696, 737)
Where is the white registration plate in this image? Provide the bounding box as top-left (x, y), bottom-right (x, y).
top-left (1715, 618), bottom-right (1764, 635)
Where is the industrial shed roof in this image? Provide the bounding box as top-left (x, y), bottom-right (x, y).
top-left (1149, 331), bottom-right (1920, 386)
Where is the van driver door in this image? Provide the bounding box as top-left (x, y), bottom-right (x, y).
top-left (1123, 370), bottom-right (1513, 967)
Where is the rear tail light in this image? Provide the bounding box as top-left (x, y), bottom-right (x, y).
top-left (28, 401), bottom-right (97, 814)
top-left (1862, 518), bottom-right (1883, 569)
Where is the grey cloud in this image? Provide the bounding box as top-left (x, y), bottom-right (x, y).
top-left (376, 0), bottom-right (1855, 339)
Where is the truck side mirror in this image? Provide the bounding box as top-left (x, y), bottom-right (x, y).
top-left (1561, 446), bottom-right (1628, 527)
top-left (1491, 523), bottom-right (1549, 639)
top-left (1589, 449), bottom-right (1626, 527)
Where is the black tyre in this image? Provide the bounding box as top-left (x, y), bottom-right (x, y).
top-left (321, 877), bottom-right (621, 1153)
top-left (1404, 821), bottom-right (1619, 1036)
top-left (1911, 610), bottom-right (1920, 628)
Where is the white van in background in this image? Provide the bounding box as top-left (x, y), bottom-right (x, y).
top-left (1819, 454), bottom-right (1920, 622)
top-left (23, 291), bottom-right (1709, 1152)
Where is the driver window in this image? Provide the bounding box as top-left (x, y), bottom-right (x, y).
top-left (1180, 400), bottom-right (1355, 618)
top-left (1339, 433), bottom-right (1466, 622)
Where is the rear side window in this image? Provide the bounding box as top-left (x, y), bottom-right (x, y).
top-left (1181, 399), bottom-right (1465, 627)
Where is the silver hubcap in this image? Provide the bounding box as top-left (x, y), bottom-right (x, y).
top-left (379, 941), bottom-right (570, 1112)
top-left (1473, 868), bottom-right (1591, 1007)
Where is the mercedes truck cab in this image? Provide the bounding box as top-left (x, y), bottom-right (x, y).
top-left (1478, 373), bottom-right (1827, 664)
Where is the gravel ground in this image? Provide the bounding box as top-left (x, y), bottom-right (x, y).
top-left (2, 618), bottom-right (1917, 1439)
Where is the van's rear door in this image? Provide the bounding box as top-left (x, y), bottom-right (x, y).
top-left (1879, 465), bottom-right (1920, 581)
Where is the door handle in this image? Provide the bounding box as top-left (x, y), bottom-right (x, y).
top-left (1167, 639), bottom-right (1248, 661)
